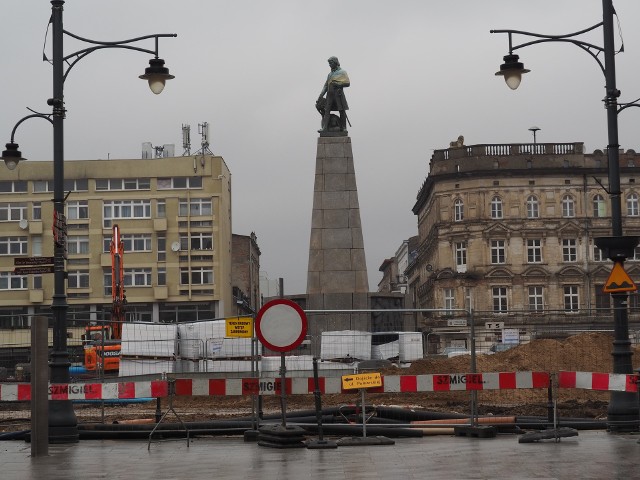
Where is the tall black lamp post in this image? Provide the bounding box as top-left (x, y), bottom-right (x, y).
top-left (491, 0), bottom-right (639, 431)
top-left (1, 0), bottom-right (176, 443)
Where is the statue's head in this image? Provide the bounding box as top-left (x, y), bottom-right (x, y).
top-left (328, 56), bottom-right (340, 68)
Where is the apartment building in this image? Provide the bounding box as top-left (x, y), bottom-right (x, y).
top-left (0, 154), bottom-right (232, 326)
top-left (408, 142), bottom-right (640, 322)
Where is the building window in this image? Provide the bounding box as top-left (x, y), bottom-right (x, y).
top-left (526, 239), bottom-right (542, 263)
top-left (443, 288), bottom-right (455, 315)
top-left (0, 237), bottom-right (28, 255)
top-left (593, 245), bottom-right (606, 261)
top-left (454, 198), bottom-right (464, 222)
top-left (526, 195), bottom-right (539, 219)
top-left (103, 271), bottom-right (112, 296)
top-left (157, 267), bottom-right (166, 286)
top-left (0, 272), bottom-right (28, 290)
top-left (180, 267), bottom-right (214, 285)
top-left (563, 285), bottom-right (580, 311)
top-left (0, 203), bottom-right (27, 221)
top-left (595, 284), bottom-right (610, 310)
top-left (67, 235), bottom-right (90, 255)
top-left (454, 241), bottom-right (467, 272)
top-left (33, 275), bottom-right (42, 289)
top-left (178, 198), bottom-right (212, 216)
top-left (593, 194), bottom-right (606, 217)
top-left (124, 268), bottom-right (153, 287)
top-left (490, 196), bottom-right (503, 219)
top-left (627, 193), bottom-right (639, 216)
top-left (33, 180), bottom-right (53, 193)
top-left (67, 200), bottom-right (89, 220)
top-left (122, 234), bottom-right (152, 252)
top-left (31, 236), bottom-right (42, 256)
top-left (180, 233), bottom-right (213, 251)
top-left (67, 270), bottom-right (89, 288)
top-left (95, 178), bottom-right (150, 191)
top-left (103, 200), bottom-right (151, 227)
top-left (157, 199), bottom-right (166, 218)
top-left (492, 286), bottom-right (508, 313)
top-left (490, 239), bottom-right (506, 264)
top-left (158, 177), bottom-right (203, 190)
top-left (561, 195), bottom-right (575, 218)
top-left (528, 286), bottom-right (544, 312)
top-left (157, 236), bottom-right (166, 262)
top-left (64, 179), bottom-right (88, 192)
top-left (562, 238), bottom-right (578, 262)
top-left (32, 202), bottom-right (41, 220)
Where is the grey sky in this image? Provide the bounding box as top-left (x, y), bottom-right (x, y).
top-left (2, 1), bottom-right (640, 295)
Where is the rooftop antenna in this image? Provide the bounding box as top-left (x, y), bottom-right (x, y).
top-left (182, 124), bottom-right (191, 156)
top-left (528, 126), bottom-right (541, 144)
top-left (196, 122), bottom-right (214, 155)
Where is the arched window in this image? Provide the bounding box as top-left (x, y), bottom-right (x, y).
top-left (627, 193), bottom-right (639, 216)
top-left (593, 194), bottom-right (606, 218)
top-left (453, 198), bottom-right (464, 222)
top-left (561, 195), bottom-right (575, 218)
top-left (490, 196), bottom-right (503, 219)
top-left (526, 195), bottom-right (539, 219)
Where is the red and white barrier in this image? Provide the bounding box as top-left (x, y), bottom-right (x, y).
top-left (0, 371), bottom-right (549, 401)
top-left (558, 371), bottom-right (638, 393)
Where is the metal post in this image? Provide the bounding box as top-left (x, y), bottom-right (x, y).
top-left (48, 0), bottom-right (78, 443)
top-left (279, 352), bottom-right (287, 427)
top-left (602, 0), bottom-right (637, 431)
top-left (31, 316), bottom-right (49, 456)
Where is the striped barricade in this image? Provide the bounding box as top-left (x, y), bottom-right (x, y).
top-left (0, 371), bottom-right (550, 401)
top-left (558, 371), bottom-right (639, 393)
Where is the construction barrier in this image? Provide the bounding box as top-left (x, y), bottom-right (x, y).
top-left (557, 371), bottom-right (639, 393)
top-left (0, 371), bottom-right (549, 401)
top-left (2, 370), bottom-right (637, 402)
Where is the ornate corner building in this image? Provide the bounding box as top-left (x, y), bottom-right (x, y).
top-left (408, 142), bottom-right (640, 333)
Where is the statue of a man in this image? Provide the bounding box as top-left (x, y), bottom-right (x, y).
top-left (317, 56), bottom-right (350, 133)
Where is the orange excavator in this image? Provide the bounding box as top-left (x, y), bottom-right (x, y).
top-left (83, 224), bottom-right (126, 372)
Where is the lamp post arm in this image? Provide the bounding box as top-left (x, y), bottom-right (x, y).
top-left (8, 114), bottom-right (53, 143)
top-left (60, 32), bottom-right (177, 83)
top-left (617, 98), bottom-right (640, 114)
top-left (491, 26), bottom-right (606, 76)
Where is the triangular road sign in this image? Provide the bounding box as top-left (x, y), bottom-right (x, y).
top-left (603, 262), bottom-right (637, 293)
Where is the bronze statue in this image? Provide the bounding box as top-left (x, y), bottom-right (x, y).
top-left (316, 56), bottom-right (350, 133)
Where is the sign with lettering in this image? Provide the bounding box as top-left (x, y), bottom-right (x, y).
top-left (341, 372), bottom-right (382, 390)
top-left (225, 316), bottom-right (253, 338)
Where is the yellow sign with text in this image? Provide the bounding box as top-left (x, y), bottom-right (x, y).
top-left (341, 372), bottom-right (382, 390)
top-left (225, 317), bottom-right (253, 338)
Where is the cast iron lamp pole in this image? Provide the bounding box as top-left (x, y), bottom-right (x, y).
top-left (2, 0), bottom-right (176, 443)
top-left (492, 0), bottom-right (639, 432)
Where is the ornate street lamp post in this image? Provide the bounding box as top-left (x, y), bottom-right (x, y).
top-left (1, 0), bottom-right (176, 443)
top-left (491, 0), bottom-right (639, 431)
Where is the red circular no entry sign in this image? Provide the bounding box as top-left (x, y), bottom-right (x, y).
top-left (255, 299), bottom-right (308, 352)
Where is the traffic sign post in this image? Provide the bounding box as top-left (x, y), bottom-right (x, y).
top-left (255, 299), bottom-right (308, 430)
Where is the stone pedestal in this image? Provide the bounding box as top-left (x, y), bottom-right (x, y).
top-left (306, 135), bottom-right (370, 335)
top-left (307, 135), bottom-right (369, 296)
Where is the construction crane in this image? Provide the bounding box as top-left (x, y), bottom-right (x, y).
top-left (83, 224), bottom-right (125, 372)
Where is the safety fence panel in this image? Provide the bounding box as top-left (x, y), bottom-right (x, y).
top-left (558, 371), bottom-right (639, 393)
top-left (0, 371), bottom-right (550, 401)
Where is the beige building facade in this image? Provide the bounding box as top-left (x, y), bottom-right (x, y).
top-left (0, 154), bottom-right (233, 326)
top-left (409, 142), bottom-right (640, 324)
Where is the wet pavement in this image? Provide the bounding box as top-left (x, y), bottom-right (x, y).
top-left (1, 430), bottom-right (639, 479)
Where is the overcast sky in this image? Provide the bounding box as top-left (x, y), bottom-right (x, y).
top-left (2, 1), bottom-right (640, 295)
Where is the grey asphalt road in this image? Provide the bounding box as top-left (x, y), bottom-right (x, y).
top-left (1, 430), bottom-right (638, 480)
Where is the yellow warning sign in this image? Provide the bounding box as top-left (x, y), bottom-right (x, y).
top-left (225, 317), bottom-right (253, 338)
top-left (341, 372), bottom-right (382, 390)
top-left (603, 262), bottom-right (637, 293)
